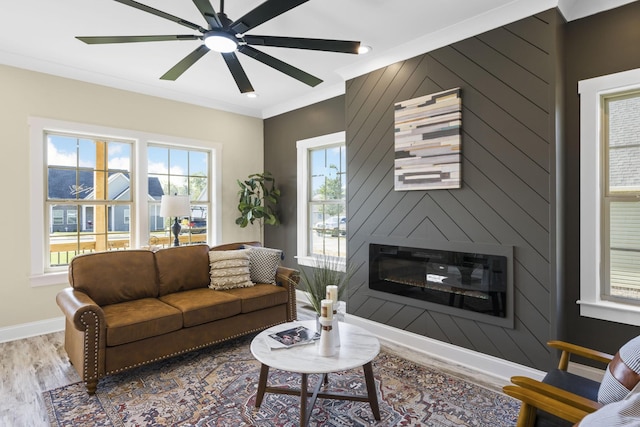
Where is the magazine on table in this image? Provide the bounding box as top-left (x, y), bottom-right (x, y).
top-left (267, 325), bottom-right (320, 349)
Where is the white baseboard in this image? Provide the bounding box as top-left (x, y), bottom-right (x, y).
top-left (345, 313), bottom-right (545, 385)
top-left (0, 316), bottom-right (64, 343)
top-left (295, 290), bottom-right (545, 385)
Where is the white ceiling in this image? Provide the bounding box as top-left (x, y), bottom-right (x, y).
top-left (0, 0), bottom-right (635, 118)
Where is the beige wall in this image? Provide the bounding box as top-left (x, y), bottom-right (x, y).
top-left (0, 64), bottom-right (262, 330)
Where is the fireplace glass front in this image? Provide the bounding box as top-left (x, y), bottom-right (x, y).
top-left (369, 244), bottom-right (508, 318)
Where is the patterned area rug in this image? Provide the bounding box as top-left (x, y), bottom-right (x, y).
top-left (44, 334), bottom-right (519, 426)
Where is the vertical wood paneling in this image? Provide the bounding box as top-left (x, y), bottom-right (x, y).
top-left (346, 10), bottom-right (561, 370)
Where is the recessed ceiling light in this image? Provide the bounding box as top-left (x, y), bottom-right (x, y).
top-left (358, 45), bottom-right (372, 55)
top-left (246, 92), bottom-right (258, 98)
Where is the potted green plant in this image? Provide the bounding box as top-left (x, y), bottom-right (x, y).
top-left (298, 256), bottom-right (353, 317)
top-left (235, 171), bottom-right (281, 236)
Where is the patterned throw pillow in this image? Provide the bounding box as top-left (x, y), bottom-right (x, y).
top-left (208, 249), bottom-right (254, 290)
top-left (247, 247), bottom-right (283, 284)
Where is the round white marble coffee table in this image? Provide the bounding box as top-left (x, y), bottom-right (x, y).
top-left (250, 320), bottom-right (381, 427)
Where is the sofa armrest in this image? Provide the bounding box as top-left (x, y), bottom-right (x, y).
top-left (56, 287), bottom-right (106, 331)
top-left (510, 376), bottom-right (601, 414)
top-left (503, 385), bottom-right (593, 426)
top-left (56, 287), bottom-right (106, 394)
top-left (276, 266), bottom-right (299, 322)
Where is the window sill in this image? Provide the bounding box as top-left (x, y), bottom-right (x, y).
top-left (295, 255), bottom-right (346, 272)
top-left (577, 299), bottom-right (640, 326)
top-left (29, 271), bottom-right (68, 287)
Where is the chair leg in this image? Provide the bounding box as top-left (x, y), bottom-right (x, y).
top-left (516, 403), bottom-right (537, 427)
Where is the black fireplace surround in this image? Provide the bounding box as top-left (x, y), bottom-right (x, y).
top-left (369, 243), bottom-right (511, 323)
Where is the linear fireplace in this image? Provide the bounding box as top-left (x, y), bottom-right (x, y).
top-left (369, 243), bottom-right (513, 326)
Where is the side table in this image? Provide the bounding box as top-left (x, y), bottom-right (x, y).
top-left (250, 320), bottom-right (381, 426)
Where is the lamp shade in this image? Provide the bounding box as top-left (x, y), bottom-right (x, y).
top-left (160, 195), bottom-right (191, 218)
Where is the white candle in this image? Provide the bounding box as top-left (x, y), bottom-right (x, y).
top-left (321, 299), bottom-right (333, 320)
top-left (326, 285), bottom-right (338, 304)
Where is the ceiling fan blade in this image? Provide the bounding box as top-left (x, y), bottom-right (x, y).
top-left (231, 0), bottom-right (309, 34)
top-left (244, 35), bottom-right (360, 54)
top-left (114, 0), bottom-right (205, 32)
top-left (221, 52), bottom-right (254, 93)
top-left (160, 45), bottom-right (209, 80)
top-left (239, 45), bottom-right (321, 87)
top-left (77, 35), bottom-right (200, 44)
top-left (192, 0), bottom-right (223, 29)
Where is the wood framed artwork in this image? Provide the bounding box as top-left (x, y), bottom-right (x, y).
top-left (394, 88), bottom-right (462, 191)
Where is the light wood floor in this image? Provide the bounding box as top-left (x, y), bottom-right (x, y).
top-left (0, 305), bottom-right (506, 426)
top-left (0, 331), bottom-right (79, 426)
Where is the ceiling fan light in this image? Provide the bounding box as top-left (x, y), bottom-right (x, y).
top-left (358, 45), bottom-right (372, 55)
top-left (204, 34), bottom-right (237, 53)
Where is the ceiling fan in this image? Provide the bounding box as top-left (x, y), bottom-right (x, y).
top-left (76, 0), bottom-right (363, 94)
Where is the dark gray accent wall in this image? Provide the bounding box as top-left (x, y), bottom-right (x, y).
top-left (264, 96), bottom-right (345, 269)
top-left (562, 2), bottom-right (640, 353)
top-left (264, 4), bottom-right (639, 371)
top-left (345, 9), bottom-right (564, 370)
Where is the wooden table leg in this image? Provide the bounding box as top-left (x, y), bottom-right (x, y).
top-left (300, 373), bottom-right (308, 427)
top-left (255, 363), bottom-right (270, 408)
top-left (363, 362), bottom-right (381, 420)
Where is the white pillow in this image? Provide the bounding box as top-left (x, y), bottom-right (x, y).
top-left (247, 247), bottom-right (282, 284)
top-left (208, 249), bottom-right (254, 290)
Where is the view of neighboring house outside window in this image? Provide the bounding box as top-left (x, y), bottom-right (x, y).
top-left (43, 131), bottom-right (212, 270)
top-left (31, 117), bottom-right (219, 285)
top-left (603, 91), bottom-right (640, 303)
top-left (147, 144), bottom-right (210, 246)
top-left (296, 131), bottom-right (347, 269)
top-left (46, 133), bottom-right (133, 267)
top-left (579, 68), bottom-right (640, 326)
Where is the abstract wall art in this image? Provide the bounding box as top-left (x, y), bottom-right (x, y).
top-left (394, 88), bottom-right (462, 190)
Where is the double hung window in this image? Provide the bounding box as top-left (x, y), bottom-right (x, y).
top-left (30, 117), bottom-right (219, 286)
top-left (46, 133), bottom-right (133, 266)
top-left (148, 145), bottom-right (210, 245)
top-left (579, 68), bottom-right (640, 325)
top-left (297, 132), bottom-right (347, 268)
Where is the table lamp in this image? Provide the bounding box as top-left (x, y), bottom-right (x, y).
top-left (159, 195), bottom-right (191, 246)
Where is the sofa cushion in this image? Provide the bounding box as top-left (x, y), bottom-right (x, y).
top-left (246, 247), bottom-right (282, 284)
top-left (102, 298), bottom-right (183, 346)
top-left (159, 288), bottom-right (242, 328)
top-left (156, 245), bottom-right (211, 296)
top-left (221, 284), bottom-right (289, 313)
top-left (208, 249), bottom-right (254, 290)
top-left (69, 250), bottom-right (157, 305)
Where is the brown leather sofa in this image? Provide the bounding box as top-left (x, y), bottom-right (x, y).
top-left (56, 242), bottom-right (298, 394)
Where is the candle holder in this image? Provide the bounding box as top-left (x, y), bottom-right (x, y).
top-left (317, 317), bottom-right (337, 356)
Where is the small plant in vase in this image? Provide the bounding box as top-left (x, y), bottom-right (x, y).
top-left (298, 256), bottom-right (353, 323)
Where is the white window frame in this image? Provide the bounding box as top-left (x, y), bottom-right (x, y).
top-left (29, 117), bottom-right (222, 287)
top-left (66, 209), bottom-right (77, 225)
top-left (296, 131), bottom-right (347, 270)
top-left (52, 210), bottom-right (63, 226)
top-left (578, 67), bottom-right (640, 326)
